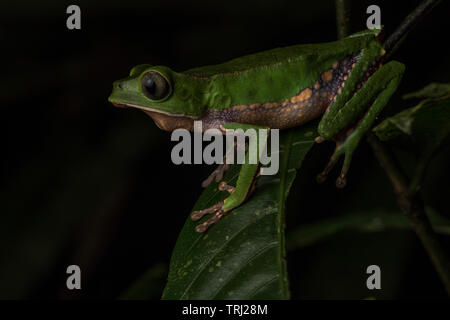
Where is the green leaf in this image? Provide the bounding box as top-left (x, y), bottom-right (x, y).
top-left (161, 122), bottom-right (317, 300)
top-left (402, 83), bottom-right (450, 100)
top-left (373, 83), bottom-right (450, 147)
top-left (373, 83), bottom-right (450, 194)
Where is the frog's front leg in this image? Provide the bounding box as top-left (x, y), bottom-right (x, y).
top-left (201, 163), bottom-right (231, 188)
top-left (200, 132), bottom-right (244, 187)
top-left (191, 124), bottom-right (269, 232)
top-left (317, 61), bottom-right (405, 187)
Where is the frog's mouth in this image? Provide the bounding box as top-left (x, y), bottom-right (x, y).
top-left (110, 100), bottom-right (196, 131)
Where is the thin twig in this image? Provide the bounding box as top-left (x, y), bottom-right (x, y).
top-left (367, 133), bottom-right (450, 296)
top-left (407, 149), bottom-right (435, 197)
top-left (335, 0), bottom-right (351, 39)
top-left (384, 0), bottom-right (442, 56)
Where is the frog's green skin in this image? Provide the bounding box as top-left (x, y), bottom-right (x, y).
top-left (109, 28), bottom-right (404, 232)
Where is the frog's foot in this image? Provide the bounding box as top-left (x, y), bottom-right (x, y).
top-left (316, 130), bottom-right (360, 188)
top-left (191, 201), bottom-right (226, 233)
top-left (191, 182), bottom-right (235, 232)
top-left (201, 163), bottom-right (231, 188)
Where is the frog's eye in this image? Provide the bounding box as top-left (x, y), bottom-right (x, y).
top-left (141, 71), bottom-right (171, 101)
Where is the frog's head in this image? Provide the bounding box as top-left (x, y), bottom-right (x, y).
top-left (108, 64), bottom-right (206, 131)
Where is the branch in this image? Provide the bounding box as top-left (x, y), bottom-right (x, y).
top-left (384, 0), bottom-right (442, 56)
top-left (367, 133), bottom-right (450, 296)
top-left (335, 0), bottom-right (351, 39)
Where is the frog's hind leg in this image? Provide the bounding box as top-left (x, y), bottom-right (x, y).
top-left (316, 128), bottom-right (353, 187)
top-left (317, 61), bottom-right (405, 187)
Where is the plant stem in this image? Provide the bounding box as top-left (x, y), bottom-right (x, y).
top-left (335, 0), bottom-right (351, 39)
top-left (367, 133), bottom-right (450, 296)
top-left (384, 0), bottom-right (442, 55)
top-left (407, 150), bottom-right (434, 197)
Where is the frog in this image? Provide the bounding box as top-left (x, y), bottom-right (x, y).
top-left (108, 28), bottom-right (404, 232)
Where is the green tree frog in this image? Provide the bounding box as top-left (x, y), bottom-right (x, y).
top-left (109, 28), bottom-right (404, 232)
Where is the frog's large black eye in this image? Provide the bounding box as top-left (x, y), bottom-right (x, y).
top-left (141, 71), bottom-right (171, 100)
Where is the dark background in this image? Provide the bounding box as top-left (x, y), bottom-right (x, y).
top-left (1, 0), bottom-right (449, 299)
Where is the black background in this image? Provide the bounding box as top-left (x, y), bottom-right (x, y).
top-left (1, 0), bottom-right (449, 299)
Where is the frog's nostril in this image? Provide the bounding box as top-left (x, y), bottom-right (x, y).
top-left (116, 83), bottom-right (123, 89)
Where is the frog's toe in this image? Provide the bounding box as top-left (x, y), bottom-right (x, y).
top-left (316, 140), bottom-right (344, 184)
top-left (316, 136), bottom-right (355, 188)
top-left (191, 199), bottom-right (229, 233)
top-left (195, 209), bottom-right (227, 233)
top-left (191, 181), bottom-right (237, 232)
top-left (191, 200), bottom-right (224, 221)
top-left (201, 164), bottom-right (231, 188)
top-left (335, 173), bottom-right (347, 188)
top-left (315, 136), bottom-right (325, 144)
top-left (218, 181), bottom-right (235, 194)
top-left (335, 132), bottom-right (361, 188)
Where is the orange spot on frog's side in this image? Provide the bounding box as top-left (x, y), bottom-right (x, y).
top-left (332, 61), bottom-right (339, 69)
top-left (321, 70), bottom-right (333, 83)
top-left (290, 88), bottom-right (312, 103)
top-left (233, 104), bottom-right (247, 111)
top-left (314, 81), bottom-right (320, 89)
top-left (263, 102), bottom-right (278, 109)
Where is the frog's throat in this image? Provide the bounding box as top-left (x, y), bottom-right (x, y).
top-left (111, 101), bottom-right (197, 131)
top-left (143, 110), bottom-right (195, 131)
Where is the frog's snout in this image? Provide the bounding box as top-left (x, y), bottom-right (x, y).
top-left (109, 80), bottom-right (128, 108)
top-left (108, 95), bottom-right (127, 109)
top-left (110, 101), bottom-right (127, 108)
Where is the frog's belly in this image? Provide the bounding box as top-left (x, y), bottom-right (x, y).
top-left (200, 53), bottom-right (360, 130)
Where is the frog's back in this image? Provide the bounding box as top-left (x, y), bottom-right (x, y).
top-left (183, 31), bottom-right (377, 78)
top-left (187, 30), bottom-right (381, 130)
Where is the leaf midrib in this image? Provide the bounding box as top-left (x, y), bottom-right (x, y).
top-left (276, 129), bottom-right (294, 299)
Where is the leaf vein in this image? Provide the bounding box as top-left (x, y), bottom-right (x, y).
top-left (211, 241), bottom-right (278, 299)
